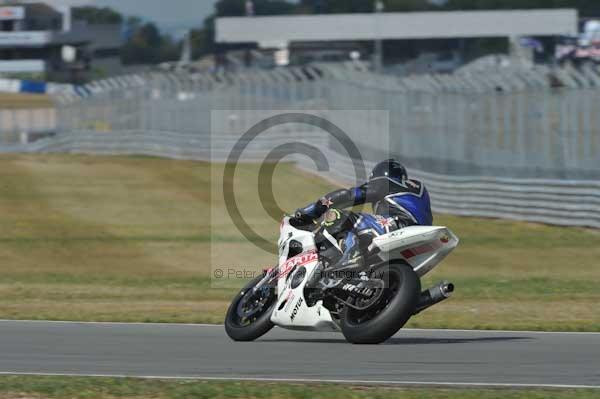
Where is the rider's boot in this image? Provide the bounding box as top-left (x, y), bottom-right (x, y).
top-left (305, 231), bottom-right (363, 290)
top-left (323, 231), bottom-right (364, 277)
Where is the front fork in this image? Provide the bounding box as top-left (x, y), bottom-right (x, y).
top-left (252, 267), bottom-right (278, 293)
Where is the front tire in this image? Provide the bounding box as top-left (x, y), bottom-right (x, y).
top-left (340, 262), bottom-right (420, 344)
top-left (225, 274), bottom-right (276, 342)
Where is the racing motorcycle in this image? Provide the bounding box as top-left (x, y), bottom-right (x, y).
top-left (225, 212), bottom-right (458, 344)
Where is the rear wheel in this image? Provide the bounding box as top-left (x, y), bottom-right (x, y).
top-left (225, 274), bottom-right (277, 341)
top-left (340, 262), bottom-right (420, 344)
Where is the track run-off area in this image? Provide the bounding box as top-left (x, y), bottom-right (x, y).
top-left (0, 320), bottom-right (598, 389)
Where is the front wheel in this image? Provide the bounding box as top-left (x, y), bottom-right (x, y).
top-left (225, 274), bottom-right (277, 341)
top-left (340, 262), bottom-right (420, 344)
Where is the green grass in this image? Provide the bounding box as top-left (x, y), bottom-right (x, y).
top-left (0, 154), bottom-right (599, 330)
top-left (0, 93), bottom-right (53, 109)
top-left (0, 376), bottom-right (598, 399)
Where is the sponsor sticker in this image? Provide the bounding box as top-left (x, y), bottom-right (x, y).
top-left (401, 240), bottom-right (445, 259)
top-left (277, 250), bottom-right (318, 280)
top-left (406, 180), bottom-right (419, 189)
top-left (322, 208), bottom-right (340, 227)
top-left (320, 197), bottom-right (334, 208)
top-left (290, 297), bottom-right (303, 321)
top-left (375, 215), bottom-right (393, 229)
top-left (283, 291), bottom-right (295, 313)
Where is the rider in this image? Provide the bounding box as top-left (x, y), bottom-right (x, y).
top-left (293, 159), bottom-right (432, 271)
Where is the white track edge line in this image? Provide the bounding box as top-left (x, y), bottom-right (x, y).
top-left (0, 372), bottom-right (598, 390)
top-left (0, 320), bottom-right (599, 335)
top-left (404, 328), bottom-right (600, 336)
top-left (0, 319), bottom-right (220, 327)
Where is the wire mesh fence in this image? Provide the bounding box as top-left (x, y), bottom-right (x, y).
top-left (51, 62), bottom-right (600, 180)
top-left (5, 62), bottom-right (600, 227)
top-left (0, 107), bottom-right (56, 145)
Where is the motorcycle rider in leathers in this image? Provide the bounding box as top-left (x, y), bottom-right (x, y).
top-left (293, 159), bottom-right (433, 272)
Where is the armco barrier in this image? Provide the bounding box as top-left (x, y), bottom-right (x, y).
top-left (11, 129), bottom-right (599, 229)
top-left (4, 63), bottom-right (600, 228)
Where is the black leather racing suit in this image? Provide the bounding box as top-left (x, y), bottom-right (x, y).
top-left (295, 176), bottom-right (433, 269)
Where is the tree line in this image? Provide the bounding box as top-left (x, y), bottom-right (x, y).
top-left (73, 6), bottom-right (180, 65)
top-left (74, 1), bottom-right (600, 65)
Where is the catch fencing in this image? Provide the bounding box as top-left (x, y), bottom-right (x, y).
top-left (20, 62), bottom-right (600, 228)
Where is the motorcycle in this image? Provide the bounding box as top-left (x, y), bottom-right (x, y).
top-left (225, 212), bottom-right (459, 344)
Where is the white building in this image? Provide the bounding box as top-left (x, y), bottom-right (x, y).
top-left (0, 2), bottom-right (122, 81)
top-left (216, 9), bottom-right (578, 69)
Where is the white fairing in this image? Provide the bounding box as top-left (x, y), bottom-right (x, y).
top-left (270, 217), bottom-right (338, 331)
top-left (269, 217), bottom-right (458, 331)
top-left (371, 226), bottom-right (459, 277)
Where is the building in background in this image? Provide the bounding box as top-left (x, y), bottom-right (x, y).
top-left (216, 9), bottom-right (578, 73)
top-left (0, 1), bottom-right (122, 82)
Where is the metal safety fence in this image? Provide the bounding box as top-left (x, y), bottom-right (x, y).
top-left (0, 107), bottom-right (56, 145)
top-left (11, 62), bottom-right (600, 228)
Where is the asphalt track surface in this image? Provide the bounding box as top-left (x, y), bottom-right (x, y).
top-left (0, 320), bottom-right (599, 389)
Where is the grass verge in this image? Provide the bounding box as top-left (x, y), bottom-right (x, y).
top-left (0, 93), bottom-right (53, 109)
top-left (0, 376), bottom-right (598, 399)
top-left (0, 154), bottom-right (598, 330)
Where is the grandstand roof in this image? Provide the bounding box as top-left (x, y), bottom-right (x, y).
top-left (216, 9), bottom-right (578, 47)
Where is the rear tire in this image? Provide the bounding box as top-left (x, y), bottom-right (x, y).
top-left (340, 262), bottom-right (420, 344)
top-left (225, 274), bottom-right (276, 342)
